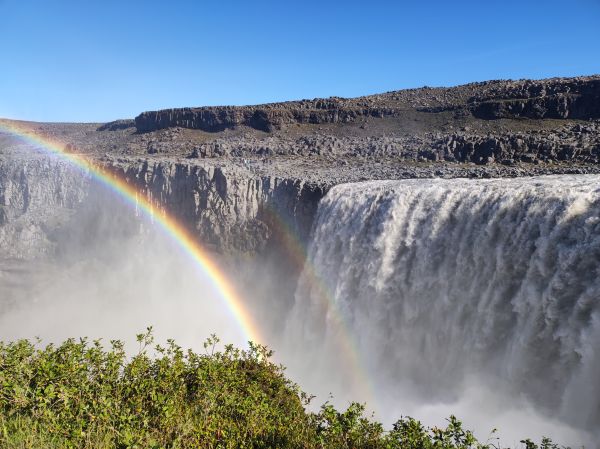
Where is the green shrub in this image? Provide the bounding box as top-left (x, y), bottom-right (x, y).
top-left (0, 329), bottom-right (569, 449)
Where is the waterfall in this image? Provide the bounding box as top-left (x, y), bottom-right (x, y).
top-left (288, 175), bottom-right (600, 440)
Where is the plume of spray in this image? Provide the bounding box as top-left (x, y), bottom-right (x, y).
top-left (0, 120), bottom-right (264, 351)
top-left (0, 175), bottom-right (250, 351)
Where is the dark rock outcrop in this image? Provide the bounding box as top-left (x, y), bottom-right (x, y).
top-left (134, 76), bottom-right (600, 133)
top-left (469, 78), bottom-right (600, 120)
top-left (134, 103), bottom-right (398, 133)
top-left (428, 121), bottom-right (600, 164)
top-left (180, 120), bottom-right (600, 165)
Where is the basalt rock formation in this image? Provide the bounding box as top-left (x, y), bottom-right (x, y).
top-left (467, 77), bottom-right (600, 120)
top-left (0, 154), bottom-right (322, 259)
top-left (134, 102), bottom-right (399, 133)
top-left (180, 120), bottom-right (600, 165)
top-left (135, 76), bottom-right (600, 133)
top-left (0, 156), bottom-right (89, 259)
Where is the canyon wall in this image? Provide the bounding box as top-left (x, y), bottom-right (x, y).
top-left (0, 156), bottom-right (324, 260)
top-left (0, 156), bottom-right (89, 259)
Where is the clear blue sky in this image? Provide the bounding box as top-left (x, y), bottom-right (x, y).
top-left (1, 0), bottom-right (599, 122)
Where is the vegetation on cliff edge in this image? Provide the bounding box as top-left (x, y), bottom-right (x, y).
top-left (0, 328), bottom-right (570, 449)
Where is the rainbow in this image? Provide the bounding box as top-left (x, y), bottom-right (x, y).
top-left (1, 119), bottom-right (378, 409)
top-left (0, 119), bottom-right (262, 346)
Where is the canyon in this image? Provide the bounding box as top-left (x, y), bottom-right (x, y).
top-left (1, 75), bottom-right (600, 445)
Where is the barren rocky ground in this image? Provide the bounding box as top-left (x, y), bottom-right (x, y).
top-left (2, 75), bottom-right (600, 187)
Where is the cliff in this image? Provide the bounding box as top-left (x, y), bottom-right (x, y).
top-left (0, 156), bottom-right (89, 259)
top-left (134, 76), bottom-right (600, 133)
top-left (0, 155), bottom-right (322, 259)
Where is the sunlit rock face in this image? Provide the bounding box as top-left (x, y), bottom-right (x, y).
top-left (114, 161), bottom-right (323, 255)
top-left (134, 77), bottom-right (600, 133)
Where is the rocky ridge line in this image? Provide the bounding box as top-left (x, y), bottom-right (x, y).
top-left (134, 76), bottom-right (600, 133)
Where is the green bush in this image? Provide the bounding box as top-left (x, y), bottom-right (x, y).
top-left (0, 329), bottom-right (569, 449)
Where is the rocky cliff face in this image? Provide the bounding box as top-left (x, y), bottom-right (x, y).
top-left (181, 120), bottom-right (600, 165)
top-left (134, 103), bottom-right (398, 133)
top-left (135, 76), bottom-right (600, 133)
top-left (0, 155), bottom-right (323, 260)
top-left (0, 156), bottom-right (90, 259)
top-left (111, 160), bottom-right (324, 254)
top-left (467, 77), bottom-right (600, 120)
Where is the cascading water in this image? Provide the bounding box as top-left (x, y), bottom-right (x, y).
top-left (287, 175), bottom-right (600, 444)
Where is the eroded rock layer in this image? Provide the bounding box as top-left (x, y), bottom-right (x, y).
top-left (135, 76), bottom-right (600, 132)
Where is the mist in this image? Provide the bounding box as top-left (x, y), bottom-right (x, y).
top-left (0, 182), bottom-right (252, 349)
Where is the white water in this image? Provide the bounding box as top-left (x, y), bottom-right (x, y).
top-left (287, 175), bottom-right (600, 446)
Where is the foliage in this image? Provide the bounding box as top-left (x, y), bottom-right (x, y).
top-left (0, 329), bottom-right (569, 449)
